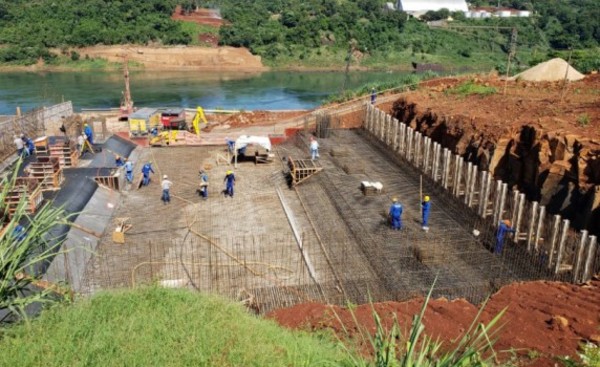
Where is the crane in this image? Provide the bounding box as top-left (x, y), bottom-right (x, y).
top-left (119, 54), bottom-right (134, 121)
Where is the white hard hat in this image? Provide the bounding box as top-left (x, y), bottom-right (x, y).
top-left (163, 175), bottom-right (168, 179)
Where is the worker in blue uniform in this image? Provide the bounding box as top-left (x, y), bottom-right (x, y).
top-left (197, 170), bottom-right (209, 199)
top-left (83, 123), bottom-right (94, 145)
top-left (115, 155), bottom-right (125, 167)
top-left (388, 197), bottom-right (403, 230)
top-left (141, 162), bottom-right (155, 186)
top-left (421, 195), bottom-right (431, 231)
top-left (370, 88), bottom-right (377, 105)
top-left (124, 158), bottom-right (133, 183)
top-left (495, 219), bottom-right (515, 254)
top-left (12, 224), bottom-right (27, 242)
top-left (223, 170), bottom-right (236, 197)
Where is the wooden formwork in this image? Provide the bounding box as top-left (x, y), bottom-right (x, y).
top-left (23, 156), bottom-right (64, 191)
top-left (287, 157), bottom-right (323, 186)
top-left (49, 142), bottom-right (78, 168)
top-left (95, 170), bottom-right (124, 191)
top-left (2, 179), bottom-right (44, 217)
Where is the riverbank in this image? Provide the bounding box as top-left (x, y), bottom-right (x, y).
top-left (0, 44), bottom-right (494, 73)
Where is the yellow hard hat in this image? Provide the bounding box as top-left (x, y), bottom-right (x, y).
top-left (84, 123), bottom-right (88, 126)
top-left (226, 170), bottom-right (233, 175)
top-left (424, 196), bottom-right (430, 202)
top-left (392, 197), bottom-right (398, 202)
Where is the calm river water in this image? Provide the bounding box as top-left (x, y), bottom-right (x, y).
top-left (0, 70), bottom-right (404, 115)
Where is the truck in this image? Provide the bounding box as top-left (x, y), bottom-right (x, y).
top-left (161, 108), bottom-right (187, 130)
top-left (128, 108), bottom-right (161, 137)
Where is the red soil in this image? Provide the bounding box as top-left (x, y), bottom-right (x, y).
top-left (172, 6), bottom-right (226, 27)
top-left (268, 279), bottom-right (600, 366)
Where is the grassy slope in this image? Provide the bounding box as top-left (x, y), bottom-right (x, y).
top-left (0, 287), bottom-right (352, 367)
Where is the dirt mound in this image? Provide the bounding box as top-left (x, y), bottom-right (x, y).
top-left (75, 45), bottom-right (264, 71)
top-left (512, 58), bottom-right (585, 82)
top-left (268, 280), bottom-right (600, 366)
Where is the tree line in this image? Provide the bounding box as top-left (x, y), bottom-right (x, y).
top-left (0, 0), bottom-right (597, 71)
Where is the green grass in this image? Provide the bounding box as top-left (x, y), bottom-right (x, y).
top-left (445, 80), bottom-right (498, 97)
top-left (0, 287), bottom-right (354, 367)
top-left (180, 21), bottom-right (219, 46)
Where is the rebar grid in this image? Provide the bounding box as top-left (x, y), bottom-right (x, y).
top-left (76, 127), bottom-right (584, 313)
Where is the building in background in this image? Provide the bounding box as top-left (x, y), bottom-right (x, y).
top-left (396, 0), bottom-right (468, 17)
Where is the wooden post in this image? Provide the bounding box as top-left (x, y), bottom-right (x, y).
top-left (492, 180), bottom-right (503, 223)
top-left (526, 201), bottom-right (539, 253)
top-left (547, 215), bottom-right (561, 270)
top-left (554, 219), bottom-right (570, 274)
top-left (514, 193), bottom-right (526, 241)
top-left (467, 166), bottom-right (477, 208)
top-left (534, 205), bottom-right (545, 252)
top-left (582, 235), bottom-right (597, 283)
top-left (572, 230), bottom-right (589, 283)
top-left (392, 118), bottom-right (399, 151)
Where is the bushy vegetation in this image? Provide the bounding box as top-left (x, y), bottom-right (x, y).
top-left (0, 0), bottom-right (190, 65)
top-left (0, 287), bottom-right (354, 366)
top-left (445, 80), bottom-right (498, 97)
top-left (210, 0), bottom-right (599, 70)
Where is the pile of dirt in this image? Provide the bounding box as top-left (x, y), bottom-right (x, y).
top-left (512, 58), bottom-right (585, 82)
top-left (171, 6), bottom-right (226, 26)
top-left (268, 280), bottom-right (600, 366)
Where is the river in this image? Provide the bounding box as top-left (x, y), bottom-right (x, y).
top-left (0, 70), bottom-right (405, 115)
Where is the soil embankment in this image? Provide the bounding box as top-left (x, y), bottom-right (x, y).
top-left (75, 45), bottom-right (265, 70)
top-left (269, 279), bottom-right (600, 366)
top-left (386, 74), bottom-right (600, 234)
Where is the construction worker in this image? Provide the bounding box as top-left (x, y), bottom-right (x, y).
top-left (197, 170), bottom-right (209, 199)
top-left (309, 136), bottom-right (319, 160)
top-left (115, 155), bottom-right (124, 167)
top-left (371, 87), bottom-right (377, 105)
top-left (225, 137), bottom-right (235, 154)
top-left (84, 123), bottom-right (94, 145)
top-left (223, 170), bottom-right (235, 197)
top-left (22, 134), bottom-right (35, 156)
top-left (421, 195), bottom-right (431, 231)
top-left (77, 134), bottom-right (85, 153)
top-left (161, 175), bottom-right (173, 204)
top-left (495, 219), bottom-right (516, 254)
top-left (141, 162), bottom-right (154, 186)
top-left (13, 135), bottom-right (24, 156)
top-left (124, 158), bottom-right (133, 183)
top-left (388, 197), bottom-right (403, 230)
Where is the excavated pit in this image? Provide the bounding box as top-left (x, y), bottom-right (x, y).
top-left (388, 76), bottom-right (600, 235)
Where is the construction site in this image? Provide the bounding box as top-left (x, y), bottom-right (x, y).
top-left (1, 61), bottom-right (599, 365)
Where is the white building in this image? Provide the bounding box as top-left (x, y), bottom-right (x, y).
top-left (396, 0), bottom-right (468, 17)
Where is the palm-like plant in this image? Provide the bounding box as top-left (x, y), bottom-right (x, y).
top-left (335, 278), bottom-right (506, 367)
top-left (0, 160), bottom-right (71, 323)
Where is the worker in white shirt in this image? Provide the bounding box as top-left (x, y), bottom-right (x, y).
top-left (309, 136), bottom-right (319, 160)
top-left (14, 135), bottom-right (25, 156)
top-left (161, 175), bottom-right (173, 204)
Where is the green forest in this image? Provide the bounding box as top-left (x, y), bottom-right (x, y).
top-left (0, 0), bottom-right (598, 71)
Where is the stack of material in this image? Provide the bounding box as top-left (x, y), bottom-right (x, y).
top-left (361, 181), bottom-right (383, 196)
top-left (24, 156), bottom-right (63, 191)
top-left (49, 141), bottom-right (79, 168)
top-left (341, 160), bottom-right (365, 174)
top-left (330, 148), bottom-right (350, 157)
top-left (511, 58), bottom-right (585, 82)
top-left (2, 179), bottom-right (44, 217)
top-left (33, 136), bottom-right (49, 156)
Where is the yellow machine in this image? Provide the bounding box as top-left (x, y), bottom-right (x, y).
top-left (129, 108), bottom-right (160, 137)
top-left (149, 130), bottom-right (179, 146)
top-left (192, 106), bottom-right (208, 136)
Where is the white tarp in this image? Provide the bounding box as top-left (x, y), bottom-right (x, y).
top-left (235, 135), bottom-right (272, 152)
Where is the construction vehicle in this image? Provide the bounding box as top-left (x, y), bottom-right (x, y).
top-left (232, 135), bottom-right (275, 166)
top-left (161, 108), bottom-right (187, 130)
top-left (128, 108), bottom-right (161, 138)
top-left (191, 106), bottom-right (208, 135)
